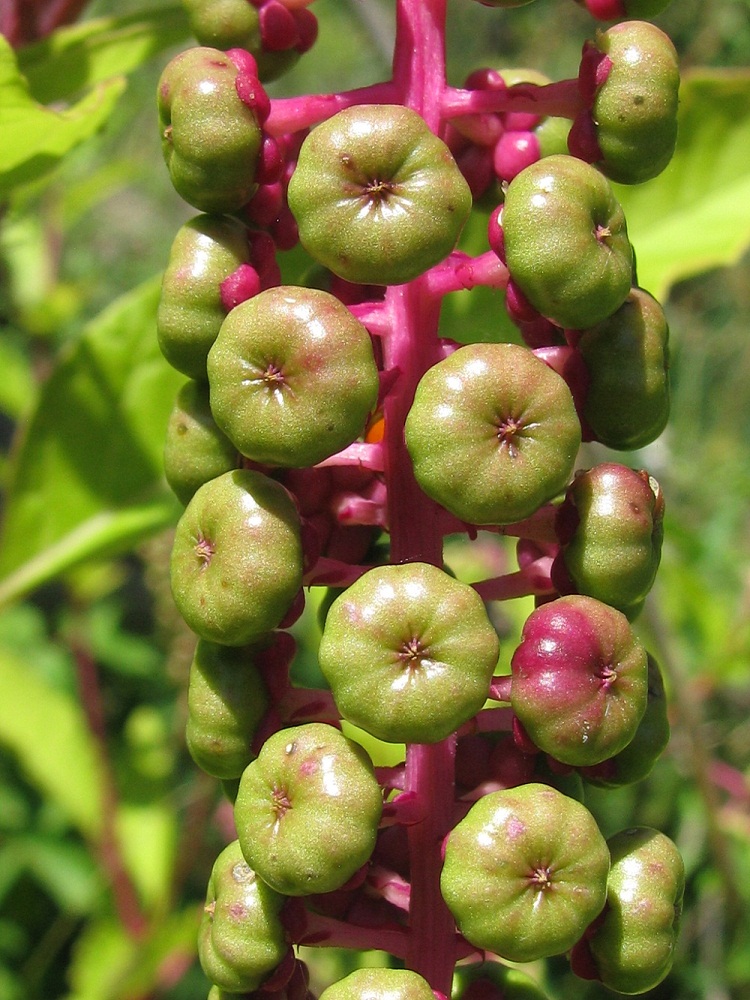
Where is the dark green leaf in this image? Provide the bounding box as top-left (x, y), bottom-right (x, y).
top-left (17, 6), bottom-right (190, 106)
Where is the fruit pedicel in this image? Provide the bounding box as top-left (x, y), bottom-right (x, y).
top-left (157, 1), bottom-right (684, 997)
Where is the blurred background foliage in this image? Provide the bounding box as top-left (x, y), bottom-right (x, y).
top-left (1, 0), bottom-right (749, 998)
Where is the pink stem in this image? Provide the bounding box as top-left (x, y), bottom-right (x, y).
top-left (277, 686), bottom-right (340, 724)
top-left (455, 706), bottom-right (514, 737)
top-left (266, 81), bottom-right (400, 135)
top-left (297, 912), bottom-right (410, 957)
top-left (473, 556), bottom-right (555, 601)
top-left (72, 641), bottom-right (147, 938)
top-left (425, 251), bottom-right (509, 297)
top-left (315, 442), bottom-right (385, 472)
top-left (442, 78), bottom-right (585, 121)
top-left (489, 675), bottom-right (513, 703)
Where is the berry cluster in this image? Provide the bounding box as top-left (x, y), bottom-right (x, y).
top-left (156, 1), bottom-right (684, 997)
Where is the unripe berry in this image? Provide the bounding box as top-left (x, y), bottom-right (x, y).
top-left (288, 105), bottom-right (472, 285)
top-left (321, 970), bottom-right (435, 1000)
top-left (441, 783), bottom-right (610, 963)
top-left (234, 723), bottom-right (383, 895)
top-left (501, 154), bottom-right (634, 329)
top-left (170, 469), bottom-right (303, 645)
top-left (577, 286), bottom-right (670, 450)
top-left (163, 380), bottom-right (238, 505)
top-left (318, 562), bottom-right (500, 744)
top-left (582, 827), bottom-right (684, 994)
top-left (405, 342), bottom-right (581, 525)
top-left (199, 840), bottom-right (288, 993)
top-left (510, 595), bottom-right (649, 766)
top-left (185, 639), bottom-right (269, 779)
top-left (581, 21), bottom-right (679, 184)
top-left (157, 215), bottom-right (256, 381)
top-left (207, 286), bottom-right (379, 467)
top-left (182, 0), bottom-right (262, 57)
top-left (158, 47), bottom-right (263, 212)
top-left (553, 464), bottom-right (664, 618)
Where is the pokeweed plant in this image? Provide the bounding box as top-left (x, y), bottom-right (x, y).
top-left (157, 0), bottom-right (685, 997)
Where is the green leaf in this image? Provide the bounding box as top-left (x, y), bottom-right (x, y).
top-left (17, 6), bottom-right (190, 106)
top-left (0, 36), bottom-right (126, 197)
top-left (0, 648), bottom-right (104, 839)
top-left (0, 835), bottom-right (100, 913)
top-left (614, 70), bottom-right (750, 300)
top-left (115, 802), bottom-right (177, 911)
top-left (0, 276), bottom-right (183, 608)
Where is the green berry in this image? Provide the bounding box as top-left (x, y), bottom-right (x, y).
top-left (587, 827), bottom-right (684, 994)
top-left (170, 469), bottom-right (303, 645)
top-left (158, 47), bottom-right (262, 212)
top-left (182, 0), bottom-right (262, 55)
top-left (185, 639), bottom-right (269, 779)
top-left (502, 154), bottom-right (634, 329)
top-left (405, 343), bottom-right (581, 525)
top-left (288, 104), bottom-right (472, 285)
top-left (207, 286), bottom-right (379, 467)
top-left (510, 596), bottom-right (649, 767)
top-left (163, 380), bottom-right (238, 506)
top-left (321, 970), bottom-right (435, 1000)
top-left (555, 464), bottom-right (664, 618)
top-left (592, 21), bottom-right (680, 184)
top-left (318, 562), bottom-right (499, 744)
top-left (234, 723), bottom-right (383, 895)
top-left (441, 783), bottom-right (610, 963)
top-left (157, 214), bottom-right (253, 381)
top-left (198, 840), bottom-right (288, 994)
top-left (578, 287), bottom-right (670, 450)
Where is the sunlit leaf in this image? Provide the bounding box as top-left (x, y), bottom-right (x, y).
top-left (17, 6), bottom-right (190, 105)
top-left (116, 802), bottom-right (177, 911)
top-left (615, 70), bottom-right (750, 300)
top-left (0, 276), bottom-right (182, 607)
top-left (0, 649), bottom-right (104, 838)
top-left (0, 36), bottom-right (125, 197)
